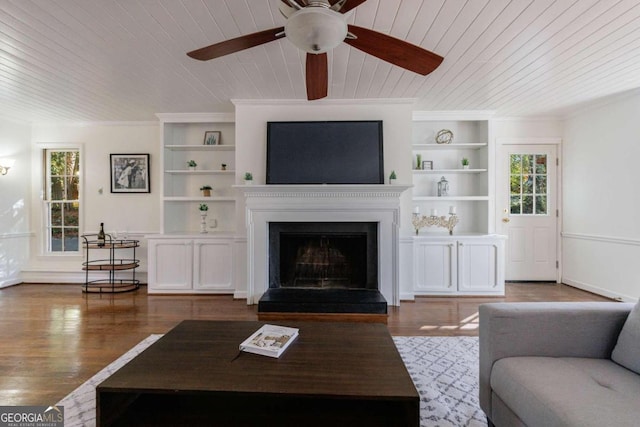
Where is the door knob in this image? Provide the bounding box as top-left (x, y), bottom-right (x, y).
top-left (502, 218), bottom-right (510, 223)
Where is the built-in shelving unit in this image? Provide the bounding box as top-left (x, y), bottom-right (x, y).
top-left (157, 113), bottom-right (237, 234)
top-left (412, 112), bottom-right (494, 235)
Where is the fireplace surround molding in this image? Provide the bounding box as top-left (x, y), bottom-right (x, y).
top-left (237, 184), bottom-right (411, 306)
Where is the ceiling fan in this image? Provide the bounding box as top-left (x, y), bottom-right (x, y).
top-left (187, 0), bottom-right (444, 100)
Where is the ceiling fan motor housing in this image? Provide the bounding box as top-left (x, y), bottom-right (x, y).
top-left (285, 7), bottom-right (348, 54)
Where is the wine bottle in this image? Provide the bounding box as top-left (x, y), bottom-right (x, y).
top-left (97, 223), bottom-right (106, 247)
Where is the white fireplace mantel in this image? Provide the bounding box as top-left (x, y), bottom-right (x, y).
top-left (236, 184), bottom-right (411, 306)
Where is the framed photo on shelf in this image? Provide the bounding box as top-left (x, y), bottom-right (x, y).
top-left (422, 160), bottom-right (433, 170)
top-left (204, 131), bottom-right (221, 145)
top-left (110, 154), bottom-right (150, 193)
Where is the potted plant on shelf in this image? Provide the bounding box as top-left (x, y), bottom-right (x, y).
top-left (461, 158), bottom-right (470, 169)
top-left (244, 172), bottom-right (253, 185)
top-left (187, 160), bottom-right (197, 171)
top-left (221, 163), bottom-right (227, 171)
top-left (416, 154), bottom-right (422, 170)
top-left (389, 170), bottom-right (397, 184)
top-left (199, 203), bottom-right (208, 212)
top-left (200, 185), bottom-right (212, 197)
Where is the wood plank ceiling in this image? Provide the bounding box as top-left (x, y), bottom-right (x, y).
top-left (0, 0), bottom-right (639, 122)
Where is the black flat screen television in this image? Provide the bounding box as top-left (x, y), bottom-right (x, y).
top-left (266, 120), bottom-right (384, 184)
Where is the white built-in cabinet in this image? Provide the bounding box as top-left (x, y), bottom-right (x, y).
top-left (147, 114), bottom-right (238, 294)
top-left (411, 112), bottom-right (506, 295)
top-left (147, 236), bottom-right (234, 294)
top-left (412, 112), bottom-right (493, 234)
top-left (413, 236), bottom-right (506, 295)
top-left (158, 113), bottom-right (237, 234)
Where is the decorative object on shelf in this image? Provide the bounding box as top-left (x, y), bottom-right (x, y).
top-left (187, 160), bottom-right (197, 171)
top-left (422, 160), bottom-right (433, 170)
top-left (110, 154), bottom-right (150, 193)
top-left (462, 158), bottom-right (470, 169)
top-left (199, 204), bottom-right (208, 234)
top-left (221, 163), bottom-right (227, 171)
top-left (435, 129), bottom-right (453, 144)
top-left (204, 131), bottom-right (221, 146)
top-left (200, 185), bottom-right (212, 197)
top-left (416, 153), bottom-right (422, 170)
top-left (0, 158), bottom-right (15, 175)
top-left (244, 172), bottom-right (253, 185)
top-left (437, 176), bottom-right (449, 197)
top-left (389, 170), bottom-right (397, 184)
top-left (412, 206), bottom-right (459, 235)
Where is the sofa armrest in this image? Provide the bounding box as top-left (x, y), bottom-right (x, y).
top-left (478, 302), bottom-right (632, 420)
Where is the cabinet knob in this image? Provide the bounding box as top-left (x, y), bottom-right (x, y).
top-left (502, 217), bottom-right (510, 223)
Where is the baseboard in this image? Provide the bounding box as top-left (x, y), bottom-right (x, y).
top-left (400, 292), bottom-right (415, 301)
top-left (233, 290), bottom-right (247, 300)
top-left (563, 278), bottom-right (637, 303)
top-left (0, 278), bottom-right (22, 289)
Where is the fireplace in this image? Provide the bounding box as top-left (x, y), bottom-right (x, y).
top-left (238, 184), bottom-right (411, 309)
top-left (269, 222), bottom-right (378, 290)
top-left (261, 221), bottom-right (386, 315)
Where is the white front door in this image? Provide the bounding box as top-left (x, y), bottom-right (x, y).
top-left (497, 145), bottom-right (558, 281)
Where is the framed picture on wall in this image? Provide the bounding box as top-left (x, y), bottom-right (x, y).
top-left (204, 131), bottom-right (221, 145)
top-left (110, 154), bottom-right (150, 193)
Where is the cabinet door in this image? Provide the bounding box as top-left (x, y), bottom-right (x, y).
top-left (193, 240), bottom-right (233, 291)
top-left (148, 239), bottom-right (193, 292)
top-left (414, 240), bottom-right (457, 293)
top-left (457, 239), bottom-right (504, 293)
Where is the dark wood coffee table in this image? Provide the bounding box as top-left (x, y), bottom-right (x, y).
top-left (96, 320), bottom-right (419, 426)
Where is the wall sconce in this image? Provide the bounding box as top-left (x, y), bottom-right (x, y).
top-left (0, 158), bottom-right (15, 175)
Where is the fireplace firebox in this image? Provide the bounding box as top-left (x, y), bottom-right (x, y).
top-left (259, 222), bottom-right (387, 316)
top-left (269, 222), bottom-right (378, 290)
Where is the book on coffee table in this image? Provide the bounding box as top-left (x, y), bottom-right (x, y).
top-left (239, 324), bottom-right (299, 358)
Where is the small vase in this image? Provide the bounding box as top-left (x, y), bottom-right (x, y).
top-left (463, 165), bottom-right (469, 170)
top-left (244, 180), bottom-right (253, 185)
top-left (389, 179), bottom-right (396, 185)
top-left (189, 166), bottom-right (196, 171)
top-left (200, 212), bottom-right (208, 234)
top-left (202, 189), bottom-right (211, 197)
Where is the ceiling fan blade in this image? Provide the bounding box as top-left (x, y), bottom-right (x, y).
top-left (306, 53), bottom-right (328, 100)
top-left (187, 27), bottom-right (285, 61)
top-left (344, 25), bottom-right (443, 75)
top-left (331, 0), bottom-right (367, 13)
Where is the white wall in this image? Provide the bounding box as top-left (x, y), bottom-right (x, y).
top-left (0, 119), bottom-right (31, 288)
top-left (23, 122), bottom-right (161, 282)
top-left (562, 90), bottom-right (640, 301)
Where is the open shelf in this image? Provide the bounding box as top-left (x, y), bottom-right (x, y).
top-left (164, 196), bottom-right (236, 202)
top-left (165, 170), bottom-right (235, 175)
top-left (413, 169), bottom-right (487, 174)
top-left (412, 196), bottom-right (490, 201)
top-left (413, 143), bottom-right (487, 150)
top-left (165, 145), bottom-right (235, 151)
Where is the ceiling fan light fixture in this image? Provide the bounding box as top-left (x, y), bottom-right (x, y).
top-left (285, 7), bottom-right (347, 54)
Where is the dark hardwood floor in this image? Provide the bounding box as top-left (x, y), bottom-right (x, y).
top-left (0, 283), bottom-right (611, 406)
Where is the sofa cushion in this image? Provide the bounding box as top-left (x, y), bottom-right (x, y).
top-left (491, 356), bottom-right (640, 427)
top-left (612, 300), bottom-right (640, 374)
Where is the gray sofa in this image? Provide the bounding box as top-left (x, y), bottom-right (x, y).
top-left (479, 302), bottom-right (639, 427)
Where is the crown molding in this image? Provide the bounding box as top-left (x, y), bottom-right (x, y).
top-left (155, 112), bottom-right (235, 123)
top-left (412, 110), bottom-right (495, 121)
top-left (231, 98), bottom-right (417, 107)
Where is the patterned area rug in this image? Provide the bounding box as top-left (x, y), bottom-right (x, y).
top-left (57, 335), bottom-right (485, 427)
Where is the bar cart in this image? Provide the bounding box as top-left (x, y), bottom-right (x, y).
top-left (81, 234), bottom-right (140, 293)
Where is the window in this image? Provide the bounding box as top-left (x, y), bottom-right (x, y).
top-left (45, 150), bottom-right (80, 252)
top-left (510, 154), bottom-right (547, 215)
